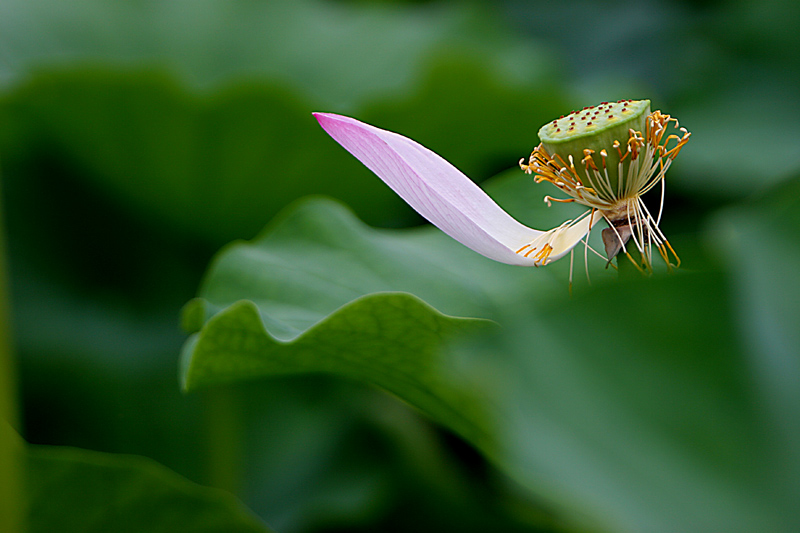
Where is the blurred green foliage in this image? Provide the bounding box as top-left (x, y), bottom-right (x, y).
top-left (2, 0), bottom-right (799, 531)
top-left (181, 174), bottom-right (800, 531)
top-left (26, 444), bottom-right (272, 532)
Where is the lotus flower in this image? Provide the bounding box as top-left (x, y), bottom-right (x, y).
top-left (314, 113), bottom-right (601, 267)
top-left (315, 100), bottom-right (690, 271)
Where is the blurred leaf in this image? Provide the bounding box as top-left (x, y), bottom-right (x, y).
top-left (675, 79), bottom-right (800, 197)
top-left (182, 170), bottom-right (800, 530)
top-left (177, 166), bottom-right (597, 339)
top-left (0, 69), bottom-right (414, 243)
top-left (232, 376), bottom-right (552, 533)
top-left (715, 0), bottom-right (800, 70)
top-left (0, 60), bottom-right (567, 243)
top-left (476, 177), bottom-right (800, 531)
top-left (179, 169), bottom-right (598, 333)
top-left (183, 294), bottom-right (491, 448)
top-left (0, 1), bottom-right (566, 242)
top-left (179, 173), bottom-right (592, 532)
top-left (0, 0), bottom-right (553, 110)
top-left (459, 272), bottom-right (798, 532)
top-left (179, 194), bottom-right (520, 447)
top-left (26, 445), bottom-right (271, 533)
top-left (179, 169), bottom-right (613, 407)
top-left (1, 423), bottom-right (24, 533)
top-left (707, 174), bottom-right (800, 481)
top-left (179, 170), bottom-right (606, 445)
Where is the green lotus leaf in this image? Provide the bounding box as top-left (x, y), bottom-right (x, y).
top-left (26, 444), bottom-right (272, 533)
top-left (181, 174), bottom-right (800, 531)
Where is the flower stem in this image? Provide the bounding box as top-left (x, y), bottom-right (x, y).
top-left (0, 172), bottom-right (24, 533)
top-left (203, 386), bottom-right (244, 495)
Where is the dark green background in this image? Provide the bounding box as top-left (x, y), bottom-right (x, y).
top-left (2, 1), bottom-right (799, 531)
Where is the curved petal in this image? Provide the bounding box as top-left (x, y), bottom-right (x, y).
top-left (315, 112), bottom-right (598, 266)
top-left (524, 209), bottom-right (602, 265)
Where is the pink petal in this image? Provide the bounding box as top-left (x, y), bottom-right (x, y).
top-left (315, 113), bottom-right (596, 266)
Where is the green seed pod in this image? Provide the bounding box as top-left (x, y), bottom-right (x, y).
top-left (537, 99), bottom-right (650, 203)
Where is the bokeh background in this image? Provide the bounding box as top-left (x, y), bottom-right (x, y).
top-left (2, 0), bottom-right (799, 531)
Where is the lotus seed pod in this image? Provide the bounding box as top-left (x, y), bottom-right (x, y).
top-left (538, 99), bottom-right (650, 202)
top-left (520, 99), bottom-right (691, 270)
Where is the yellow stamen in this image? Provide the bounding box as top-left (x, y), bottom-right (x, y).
top-left (533, 244), bottom-right (554, 264)
top-left (521, 108), bottom-right (690, 273)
